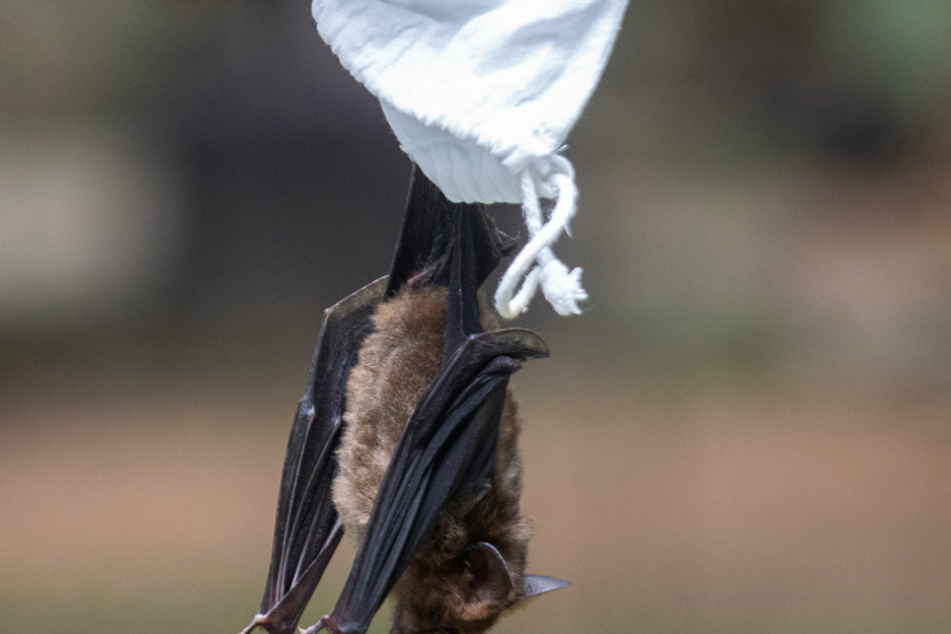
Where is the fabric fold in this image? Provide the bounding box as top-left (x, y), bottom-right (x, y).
top-left (313, 0), bottom-right (628, 316)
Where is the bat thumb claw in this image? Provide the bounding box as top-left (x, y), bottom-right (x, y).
top-left (301, 614), bottom-right (335, 634)
top-left (238, 614), bottom-right (267, 634)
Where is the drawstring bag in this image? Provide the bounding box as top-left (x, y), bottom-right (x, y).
top-left (313, 0), bottom-right (628, 317)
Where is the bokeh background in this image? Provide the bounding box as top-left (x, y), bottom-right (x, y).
top-left (2, 2), bottom-right (951, 633)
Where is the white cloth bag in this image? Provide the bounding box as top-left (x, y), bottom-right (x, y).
top-left (313, 0), bottom-right (628, 317)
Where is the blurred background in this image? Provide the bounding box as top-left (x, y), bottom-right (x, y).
top-left (2, 2), bottom-right (950, 633)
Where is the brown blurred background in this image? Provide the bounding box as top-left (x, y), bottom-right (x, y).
top-left (2, 2), bottom-right (950, 633)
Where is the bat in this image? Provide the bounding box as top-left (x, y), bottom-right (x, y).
top-left (240, 167), bottom-right (568, 634)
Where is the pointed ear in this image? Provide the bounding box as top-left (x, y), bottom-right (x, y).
top-left (462, 542), bottom-right (515, 610)
top-left (516, 574), bottom-right (571, 604)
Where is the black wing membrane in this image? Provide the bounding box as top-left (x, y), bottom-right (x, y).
top-left (242, 166), bottom-right (450, 634)
top-left (244, 166), bottom-right (539, 634)
top-left (307, 179), bottom-right (548, 634)
top-left (311, 330), bottom-right (547, 634)
top-left (243, 276), bottom-right (387, 634)
top-left (385, 167), bottom-right (442, 299)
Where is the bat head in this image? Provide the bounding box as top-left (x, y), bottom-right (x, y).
top-left (389, 542), bottom-right (569, 634)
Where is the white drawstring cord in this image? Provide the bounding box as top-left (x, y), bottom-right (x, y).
top-left (494, 155), bottom-right (588, 318)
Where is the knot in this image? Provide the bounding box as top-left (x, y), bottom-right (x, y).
top-left (540, 260), bottom-right (587, 316)
top-left (494, 154), bottom-right (587, 318)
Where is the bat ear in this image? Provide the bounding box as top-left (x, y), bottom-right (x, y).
top-left (461, 542), bottom-right (515, 617)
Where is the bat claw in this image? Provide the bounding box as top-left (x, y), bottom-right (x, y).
top-left (301, 614), bottom-right (335, 634)
top-left (238, 614), bottom-right (267, 634)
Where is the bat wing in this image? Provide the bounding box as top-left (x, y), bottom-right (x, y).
top-left (311, 329), bottom-right (548, 634)
top-left (245, 166), bottom-right (529, 634)
top-left (242, 276), bottom-right (386, 634)
top-left (386, 165), bottom-right (516, 301)
top-left (308, 177), bottom-right (547, 634)
top-left (243, 166), bottom-right (459, 634)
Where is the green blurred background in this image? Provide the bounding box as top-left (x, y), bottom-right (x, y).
top-left (2, 2), bottom-right (951, 633)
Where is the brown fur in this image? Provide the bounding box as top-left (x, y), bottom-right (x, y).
top-left (333, 286), bottom-right (533, 634)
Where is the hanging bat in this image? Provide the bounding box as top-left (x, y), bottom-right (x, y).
top-left (240, 167), bottom-right (568, 634)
